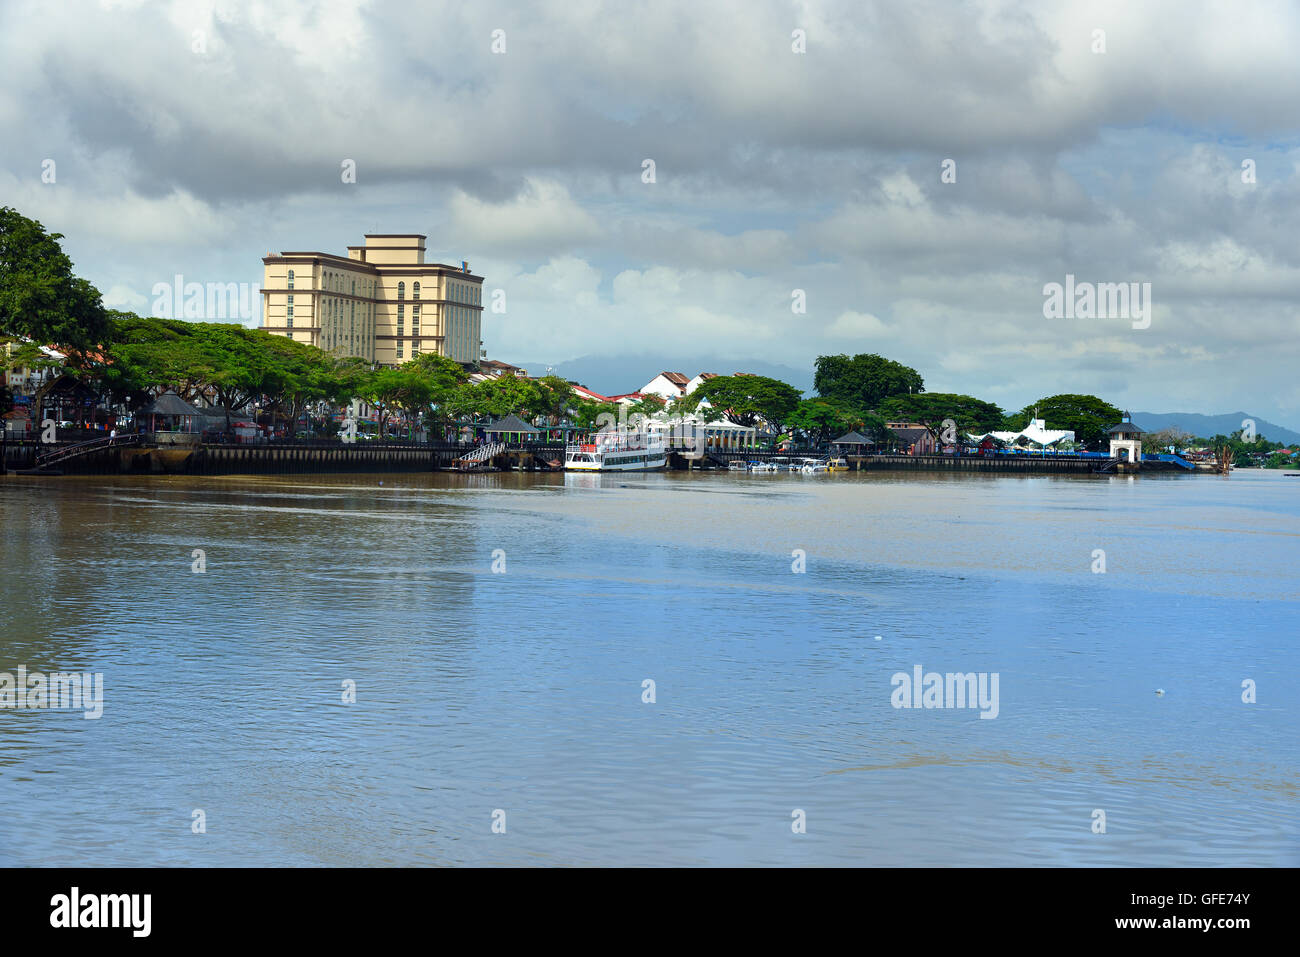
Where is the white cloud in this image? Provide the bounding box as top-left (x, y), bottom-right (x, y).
top-left (826, 310), bottom-right (888, 338)
top-left (1, 0), bottom-right (1298, 422)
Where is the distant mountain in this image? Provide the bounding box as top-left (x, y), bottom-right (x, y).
top-left (1132, 411), bottom-right (1300, 445)
top-left (509, 354), bottom-right (816, 397)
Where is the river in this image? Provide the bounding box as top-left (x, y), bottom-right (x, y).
top-left (1, 468), bottom-right (1295, 865)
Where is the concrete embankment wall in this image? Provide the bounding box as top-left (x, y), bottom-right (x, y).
top-left (3, 441), bottom-right (463, 475)
top-left (186, 444), bottom-right (442, 475)
top-left (847, 454), bottom-right (1098, 473)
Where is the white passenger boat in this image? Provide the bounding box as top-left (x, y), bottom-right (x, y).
top-left (749, 461), bottom-right (780, 472)
top-left (565, 431), bottom-right (667, 471)
top-left (799, 458), bottom-right (829, 473)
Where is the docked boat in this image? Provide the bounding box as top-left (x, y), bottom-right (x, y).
top-left (825, 457), bottom-right (850, 471)
top-left (799, 458), bottom-right (829, 473)
top-left (565, 431), bottom-right (667, 472)
top-left (748, 461), bottom-right (780, 472)
top-left (728, 460), bottom-right (748, 472)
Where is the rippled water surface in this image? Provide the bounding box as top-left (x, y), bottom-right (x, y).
top-left (1, 468), bottom-right (1296, 865)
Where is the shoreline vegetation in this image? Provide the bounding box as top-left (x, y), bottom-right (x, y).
top-left (2, 207), bottom-right (1294, 469)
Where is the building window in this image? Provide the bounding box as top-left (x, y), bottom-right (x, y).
top-left (287, 269), bottom-right (294, 289)
top-left (412, 304), bottom-right (420, 332)
top-left (397, 282), bottom-right (405, 300)
top-left (351, 280), bottom-right (355, 295)
top-left (413, 340), bottom-right (420, 354)
top-left (413, 281), bottom-right (420, 300)
top-left (396, 342), bottom-right (404, 359)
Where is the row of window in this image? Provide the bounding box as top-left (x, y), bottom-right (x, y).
top-left (287, 268), bottom-right (377, 297)
top-left (284, 270), bottom-right (481, 306)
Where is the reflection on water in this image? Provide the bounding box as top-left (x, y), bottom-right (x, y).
top-left (0, 469), bottom-right (1296, 865)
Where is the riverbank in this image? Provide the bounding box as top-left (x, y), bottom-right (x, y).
top-left (4, 439), bottom-right (1206, 477)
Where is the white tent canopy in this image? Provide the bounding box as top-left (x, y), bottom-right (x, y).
top-left (969, 417), bottom-right (1075, 447)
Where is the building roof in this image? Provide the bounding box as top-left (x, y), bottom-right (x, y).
top-left (137, 392), bottom-right (203, 417)
top-left (1107, 412), bottom-right (1144, 435)
top-left (831, 430), bottom-right (873, 445)
top-left (485, 414), bottom-right (539, 434)
top-left (891, 427), bottom-right (933, 442)
top-left (570, 384), bottom-right (613, 403)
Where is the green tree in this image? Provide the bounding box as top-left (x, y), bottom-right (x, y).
top-left (676, 374), bottom-right (801, 429)
top-left (785, 397), bottom-right (863, 444)
top-left (814, 353), bottom-right (924, 408)
top-left (1141, 427), bottom-right (1194, 454)
top-left (404, 352), bottom-right (470, 435)
top-left (0, 207), bottom-right (109, 357)
top-left (566, 396), bottom-right (607, 431)
top-left (445, 374), bottom-right (543, 422)
top-left (626, 393), bottom-right (668, 421)
top-left (1205, 429), bottom-right (1285, 468)
top-left (876, 392), bottom-right (1005, 434)
top-left (533, 375), bottom-right (577, 425)
top-left (358, 367), bottom-right (414, 437)
top-left (257, 333), bottom-right (343, 434)
top-left (1005, 394), bottom-right (1122, 449)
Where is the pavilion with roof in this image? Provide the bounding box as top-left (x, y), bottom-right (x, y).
top-left (1107, 412), bottom-right (1144, 462)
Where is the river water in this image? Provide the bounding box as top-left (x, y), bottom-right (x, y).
top-left (0, 468), bottom-right (1295, 865)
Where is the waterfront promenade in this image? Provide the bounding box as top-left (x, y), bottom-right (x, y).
top-left (3, 435), bottom-right (1198, 477)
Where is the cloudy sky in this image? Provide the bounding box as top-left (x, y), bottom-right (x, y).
top-left (3, 0), bottom-right (1299, 423)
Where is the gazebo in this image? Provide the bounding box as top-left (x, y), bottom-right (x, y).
top-left (482, 413), bottom-right (540, 444)
top-left (136, 392), bottom-right (202, 436)
top-left (831, 430), bottom-right (873, 454)
top-left (1107, 412), bottom-right (1144, 462)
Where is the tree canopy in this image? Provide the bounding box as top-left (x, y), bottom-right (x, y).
top-left (877, 392), bottom-right (1005, 433)
top-left (676, 374), bottom-right (801, 428)
top-left (785, 397), bottom-right (889, 444)
top-left (0, 207), bottom-right (108, 358)
top-left (1005, 394), bottom-right (1123, 448)
top-left (814, 353), bottom-right (924, 409)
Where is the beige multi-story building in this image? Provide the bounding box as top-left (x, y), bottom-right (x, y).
top-left (260, 234), bottom-right (484, 366)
